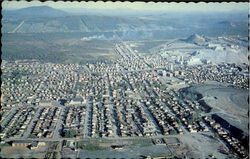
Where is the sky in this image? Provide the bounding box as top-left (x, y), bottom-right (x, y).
top-left (2, 1), bottom-right (248, 12)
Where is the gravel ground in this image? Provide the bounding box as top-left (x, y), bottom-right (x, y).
top-left (194, 84), bottom-right (248, 134)
top-left (178, 132), bottom-right (230, 159)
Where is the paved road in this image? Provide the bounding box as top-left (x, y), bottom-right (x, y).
top-left (106, 73), bottom-right (120, 138)
top-left (83, 65), bottom-right (91, 73)
top-left (52, 107), bottom-right (64, 140)
top-left (141, 102), bottom-right (162, 135)
top-left (83, 97), bottom-right (92, 138)
top-left (10, 20), bottom-right (24, 33)
top-left (55, 140), bottom-right (62, 159)
top-left (73, 74), bottom-right (79, 98)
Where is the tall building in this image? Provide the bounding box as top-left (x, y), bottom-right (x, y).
top-left (162, 70), bottom-right (167, 77)
top-left (180, 56), bottom-right (184, 62)
top-left (169, 63), bottom-right (174, 72)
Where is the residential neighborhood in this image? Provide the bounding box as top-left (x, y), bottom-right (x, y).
top-left (1, 41), bottom-right (249, 158)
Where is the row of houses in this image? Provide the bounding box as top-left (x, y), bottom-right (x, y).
top-left (61, 106), bottom-right (86, 138)
top-left (1, 107), bottom-right (36, 138)
top-left (203, 116), bottom-right (248, 158)
top-left (31, 107), bottom-right (60, 138)
top-left (11, 140), bottom-right (46, 150)
top-left (177, 64), bottom-right (248, 90)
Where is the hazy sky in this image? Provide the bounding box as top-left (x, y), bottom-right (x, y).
top-left (2, 1), bottom-right (248, 12)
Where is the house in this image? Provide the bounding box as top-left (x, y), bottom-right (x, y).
top-left (0, 132), bottom-right (6, 138)
top-left (38, 142), bottom-right (46, 146)
top-left (39, 101), bottom-right (51, 107)
top-left (111, 145), bottom-right (124, 150)
top-left (68, 98), bottom-right (85, 106)
top-left (30, 141), bottom-right (38, 150)
top-left (11, 141), bottom-right (32, 147)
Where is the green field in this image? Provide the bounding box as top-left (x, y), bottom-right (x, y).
top-left (2, 32), bottom-right (118, 64)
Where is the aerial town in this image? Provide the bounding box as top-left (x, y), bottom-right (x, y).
top-left (1, 1), bottom-right (249, 158)
top-left (1, 40), bottom-right (249, 158)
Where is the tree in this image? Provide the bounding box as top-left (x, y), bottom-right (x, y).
top-left (64, 130), bottom-right (76, 138)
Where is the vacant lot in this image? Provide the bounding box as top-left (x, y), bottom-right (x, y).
top-left (178, 132), bottom-right (229, 158)
top-left (0, 144), bottom-right (47, 158)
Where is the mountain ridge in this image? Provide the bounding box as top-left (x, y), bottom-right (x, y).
top-left (2, 6), bottom-right (69, 19)
top-left (185, 34), bottom-right (206, 44)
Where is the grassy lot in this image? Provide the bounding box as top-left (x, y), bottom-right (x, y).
top-left (77, 141), bottom-right (109, 151)
top-left (0, 143), bottom-right (11, 151)
top-left (45, 151), bottom-right (58, 159)
top-left (130, 138), bottom-right (153, 147)
top-left (76, 138), bottom-right (153, 151)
